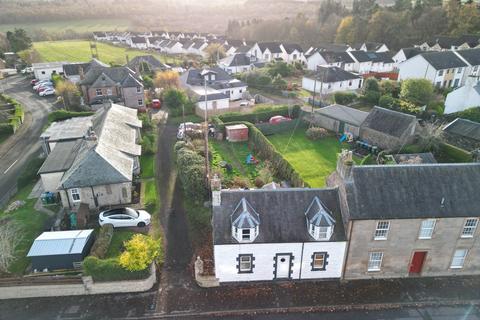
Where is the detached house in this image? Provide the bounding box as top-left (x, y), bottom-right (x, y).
top-left (392, 48), bottom-right (422, 64)
top-left (63, 59), bottom-right (109, 84)
top-left (127, 55), bottom-right (169, 73)
top-left (78, 66), bottom-right (145, 109)
top-left (347, 51), bottom-right (395, 74)
top-left (218, 53), bottom-right (259, 74)
top-left (328, 153), bottom-right (480, 279)
top-left (249, 42), bottom-right (283, 63)
top-left (280, 43), bottom-right (306, 64)
top-left (180, 67), bottom-right (248, 116)
top-left (302, 66), bottom-right (362, 95)
top-left (38, 104), bottom-right (142, 209)
top-left (398, 51), bottom-right (467, 88)
top-left (212, 188), bottom-right (347, 283)
top-left (306, 51), bottom-right (355, 71)
top-left (129, 37), bottom-right (148, 50)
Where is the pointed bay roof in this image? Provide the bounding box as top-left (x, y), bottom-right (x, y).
top-left (231, 198), bottom-right (260, 229)
top-left (305, 196), bottom-right (336, 227)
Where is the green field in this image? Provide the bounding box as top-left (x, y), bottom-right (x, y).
top-left (0, 19), bottom-right (130, 33)
top-left (32, 40), bottom-right (179, 65)
top-left (268, 131), bottom-right (347, 188)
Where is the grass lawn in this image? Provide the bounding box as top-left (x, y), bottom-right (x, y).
top-left (211, 140), bottom-right (266, 187)
top-left (104, 230), bottom-right (136, 259)
top-left (268, 130), bottom-right (350, 188)
top-left (31, 40), bottom-right (180, 66)
top-left (0, 19), bottom-right (130, 33)
top-left (140, 154), bottom-right (155, 179)
top-left (0, 183), bottom-right (51, 275)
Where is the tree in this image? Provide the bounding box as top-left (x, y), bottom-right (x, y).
top-left (163, 88), bottom-right (188, 116)
top-left (6, 28), bottom-right (32, 52)
top-left (363, 77), bottom-right (380, 93)
top-left (55, 80), bottom-right (80, 110)
top-left (205, 43), bottom-right (226, 64)
top-left (0, 223), bottom-right (22, 273)
top-left (266, 62), bottom-right (293, 77)
top-left (119, 234), bottom-right (161, 271)
top-left (154, 70), bottom-right (179, 89)
top-left (417, 122), bottom-right (444, 152)
top-left (399, 79), bottom-right (434, 106)
top-left (335, 16), bottom-right (355, 44)
top-left (318, 0), bottom-right (345, 25)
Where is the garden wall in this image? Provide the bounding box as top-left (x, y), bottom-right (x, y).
top-left (0, 264), bottom-right (156, 300)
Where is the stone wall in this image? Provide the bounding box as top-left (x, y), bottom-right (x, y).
top-left (0, 264), bottom-right (156, 300)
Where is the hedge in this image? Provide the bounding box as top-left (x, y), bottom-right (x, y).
top-left (83, 256), bottom-right (150, 282)
top-left (0, 123), bottom-right (13, 135)
top-left (218, 119), bottom-right (305, 187)
top-left (90, 225), bottom-right (114, 259)
top-left (333, 92), bottom-right (357, 105)
top-left (215, 105), bottom-right (301, 124)
top-left (47, 110), bottom-right (94, 124)
top-left (255, 118), bottom-right (307, 136)
top-left (438, 142), bottom-right (472, 163)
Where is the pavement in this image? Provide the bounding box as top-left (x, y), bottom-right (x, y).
top-left (0, 75), bottom-right (54, 207)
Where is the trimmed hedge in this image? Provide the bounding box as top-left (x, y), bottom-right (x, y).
top-left (47, 110), bottom-right (94, 124)
top-left (83, 256), bottom-right (150, 282)
top-left (255, 118), bottom-right (306, 136)
top-left (215, 105), bottom-right (301, 124)
top-left (0, 93), bottom-right (24, 133)
top-left (333, 92), bottom-right (357, 105)
top-left (90, 225), bottom-right (114, 259)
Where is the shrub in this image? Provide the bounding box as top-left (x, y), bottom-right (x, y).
top-left (17, 156), bottom-right (44, 189)
top-left (400, 79), bottom-right (434, 106)
top-left (361, 91), bottom-right (381, 105)
top-left (333, 92), bottom-right (357, 105)
top-left (119, 234), bottom-right (161, 271)
top-left (429, 101), bottom-right (445, 115)
top-left (231, 176), bottom-right (250, 189)
top-left (306, 127), bottom-right (329, 140)
top-left (0, 123), bottom-right (13, 135)
top-left (254, 177), bottom-right (265, 188)
top-left (138, 113), bottom-right (153, 131)
top-left (175, 144), bottom-right (208, 203)
top-left (47, 110), bottom-right (94, 123)
top-left (380, 80), bottom-right (400, 98)
top-left (447, 106), bottom-right (480, 122)
top-left (90, 225), bottom-right (114, 259)
top-left (141, 133), bottom-right (156, 155)
top-left (363, 77), bottom-right (380, 93)
top-left (163, 88), bottom-right (187, 116)
top-left (83, 256), bottom-right (150, 282)
top-left (215, 105), bottom-right (301, 125)
top-left (272, 74), bottom-right (287, 91)
top-left (266, 61), bottom-right (294, 77)
top-left (378, 94), bottom-right (396, 109)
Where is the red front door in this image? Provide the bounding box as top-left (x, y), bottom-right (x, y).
top-left (409, 251), bottom-right (427, 274)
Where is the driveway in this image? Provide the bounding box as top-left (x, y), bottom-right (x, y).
top-left (0, 75), bottom-right (54, 206)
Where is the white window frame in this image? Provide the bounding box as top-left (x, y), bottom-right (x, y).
top-left (368, 252), bottom-right (383, 272)
top-left (450, 249), bottom-right (468, 269)
top-left (461, 218), bottom-right (478, 238)
top-left (241, 228), bottom-right (251, 241)
top-left (70, 188), bottom-right (81, 202)
top-left (374, 221), bottom-right (390, 240)
top-left (239, 255), bottom-right (252, 272)
top-left (318, 226), bottom-right (329, 240)
top-left (312, 252), bottom-right (326, 270)
top-left (418, 219), bottom-right (436, 239)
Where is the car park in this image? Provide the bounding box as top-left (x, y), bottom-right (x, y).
top-left (98, 207), bottom-right (151, 228)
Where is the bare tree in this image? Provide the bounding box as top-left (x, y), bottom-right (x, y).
top-left (417, 122), bottom-right (444, 152)
top-left (0, 223), bottom-right (22, 273)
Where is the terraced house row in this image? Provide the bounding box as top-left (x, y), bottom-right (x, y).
top-left (211, 151), bottom-right (480, 283)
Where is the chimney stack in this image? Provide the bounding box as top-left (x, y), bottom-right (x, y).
top-left (336, 149), bottom-right (354, 181)
top-left (79, 66), bottom-right (85, 81)
top-left (211, 174), bottom-right (222, 207)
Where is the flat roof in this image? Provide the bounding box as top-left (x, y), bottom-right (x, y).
top-left (40, 116), bottom-right (93, 142)
top-left (27, 229), bottom-right (94, 257)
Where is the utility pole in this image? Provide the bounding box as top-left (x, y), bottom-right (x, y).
top-left (203, 73), bottom-right (210, 184)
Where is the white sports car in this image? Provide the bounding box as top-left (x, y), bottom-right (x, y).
top-left (98, 207), bottom-right (151, 228)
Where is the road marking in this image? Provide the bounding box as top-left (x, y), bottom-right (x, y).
top-left (3, 159), bottom-right (18, 174)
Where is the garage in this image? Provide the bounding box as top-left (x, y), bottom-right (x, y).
top-left (27, 229), bottom-right (95, 272)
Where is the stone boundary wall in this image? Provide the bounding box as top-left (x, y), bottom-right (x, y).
top-left (0, 264), bottom-right (156, 300)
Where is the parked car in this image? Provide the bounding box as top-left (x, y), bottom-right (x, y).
top-left (31, 79), bottom-right (39, 86)
top-left (36, 85), bottom-right (53, 93)
top-left (239, 101), bottom-right (249, 107)
top-left (269, 115), bottom-right (292, 124)
top-left (39, 88), bottom-right (55, 96)
top-left (151, 99), bottom-right (161, 109)
top-left (33, 81), bottom-right (52, 91)
top-left (98, 207), bottom-right (151, 228)
top-left (21, 67), bottom-right (33, 74)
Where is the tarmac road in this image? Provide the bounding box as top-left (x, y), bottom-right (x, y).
top-left (0, 75), bottom-right (54, 206)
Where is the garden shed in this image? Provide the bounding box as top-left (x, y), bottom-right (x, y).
top-left (226, 124), bottom-right (249, 142)
top-left (311, 104), bottom-right (368, 137)
top-left (27, 229), bottom-right (95, 271)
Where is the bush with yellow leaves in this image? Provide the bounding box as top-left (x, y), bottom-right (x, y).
top-left (119, 234), bottom-right (161, 271)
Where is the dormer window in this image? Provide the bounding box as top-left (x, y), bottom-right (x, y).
top-left (305, 196), bottom-right (335, 241)
top-left (231, 198), bottom-right (260, 243)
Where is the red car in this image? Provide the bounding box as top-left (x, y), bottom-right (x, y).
top-left (269, 115), bottom-right (292, 125)
top-left (31, 79), bottom-right (38, 86)
top-left (151, 99), bottom-right (161, 109)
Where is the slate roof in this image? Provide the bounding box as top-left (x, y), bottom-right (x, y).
top-left (308, 66), bottom-right (360, 83)
top-left (226, 39), bottom-right (245, 47)
top-left (192, 41), bottom-right (207, 49)
top-left (220, 54), bottom-right (252, 67)
top-left (361, 106), bottom-right (417, 138)
top-left (363, 42), bottom-right (386, 51)
top-left (40, 116), bottom-right (93, 142)
top-left (231, 198), bottom-right (260, 228)
top-left (392, 153), bottom-right (437, 164)
top-left (38, 140), bottom-right (85, 174)
top-left (235, 45), bottom-right (252, 54)
top-left (131, 36), bottom-right (147, 44)
top-left (213, 188), bottom-right (346, 245)
top-left (79, 66), bottom-right (142, 88)
top-left (455, 48), bottom-right (480, 66)
top-left (425, 35), bottom-right (480, 49)
top-left (319, 51), bottom-right (354, 64)
top-left (401, 47), bottom-right (423, 60)
top-left (421, 51), bottom-right (468, 70)
top-left (27, 230), bottom-right (94, 257)
top-left (282, 43), bottom-right (303, 54)
top-left (346, 163), bottom-right (480, 220)
top-left (349, 51), bottom-right (393, 63)
top-left (63, 62), bottom-right (91, 77)
top-left (443, 118), bottom-right (480, 141)
top-left (305, 197), bottom-right (336, 227)
top-left (182, 67), bottom-right (236, 86)
top-left (257, 42), bottom-right (283, 54)
top-left (313, 43), bottom-right (349, 53)
top-left (127, 55), bottom-right (169, 71)
top-left (315, 104), bottom-right (369, 126)
top-left (197, 92), bottom-right (230, 101)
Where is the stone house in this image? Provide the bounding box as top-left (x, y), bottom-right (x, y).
top-left (328, 151), bottom-right (480, 279)
top-left (310, 104), bottom-right (369, 137)
top-left (359, 106), bottom-right (417, 151)
top-left (443, 118), bottom-right (480, 152)
top-left (78, 66), bottom-right (145, 109)
top-left (38, 104), bottom-right (142, 209)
